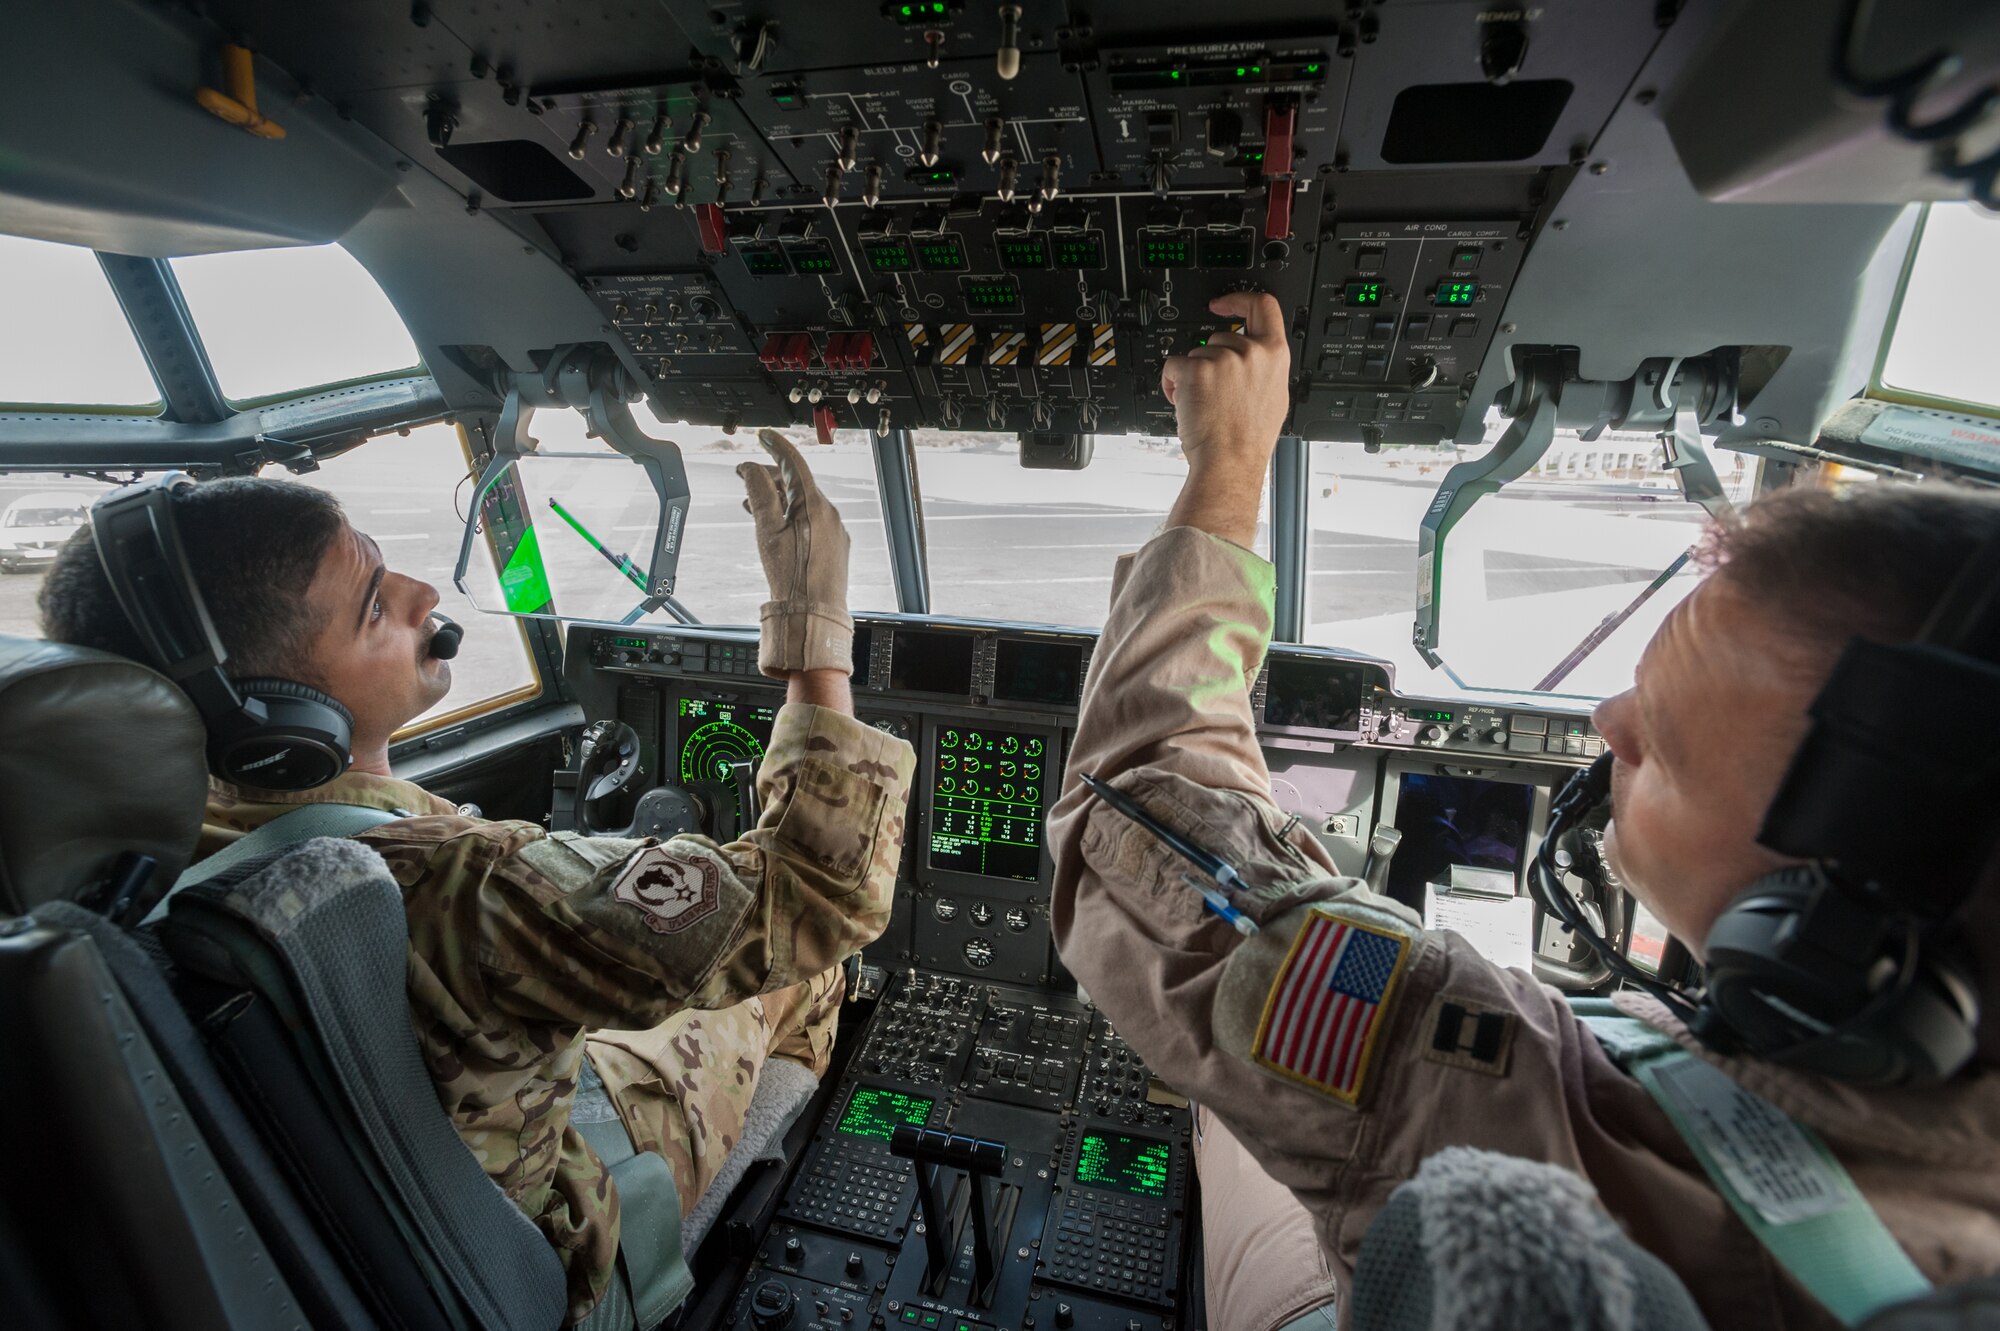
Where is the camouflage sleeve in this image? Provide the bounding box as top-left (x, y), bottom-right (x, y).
top-left (363, 703), bottom-right (913, 1033)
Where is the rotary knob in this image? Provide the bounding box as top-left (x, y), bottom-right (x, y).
top-left (749, 1279), bottom-right (794, 1329)
top-left (782, 1235), bottom-right (803, 1264)
top-left (845, 1251), bottom-right (865, 1278)
top-left (1419, 724), bottom-right (1444, 744)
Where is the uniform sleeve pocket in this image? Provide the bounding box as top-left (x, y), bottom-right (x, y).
top-left (772, 756), bottom-right (886, 888)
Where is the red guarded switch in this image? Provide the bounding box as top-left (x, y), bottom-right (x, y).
top-left (784, 332), bottom-right (814, 371)
top-left (694, 203), bottom-right (728, 255)
top-left (847, 331), bottom-right (875, 371)
top-left (1264, 177), bottom-right (1295, 240)
top-left (759, 333), bottom-right (787, 371)
top-left (1263, 100), bottom-right (1296, 176)
top-left (813, 403), bottom-right (838, 445)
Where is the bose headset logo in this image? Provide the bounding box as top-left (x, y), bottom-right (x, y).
top-left (240, 748), bottom-right (293, 771)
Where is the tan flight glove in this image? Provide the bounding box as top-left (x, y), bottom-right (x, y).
top-left (738, 427), bottom-right (854, 677)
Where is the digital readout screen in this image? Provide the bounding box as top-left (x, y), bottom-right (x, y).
top-left (928, 725), bottom-right (1047, 881)
top-left (785, 240), bottom-right (839, 275)
top-left (1433, 280), bottom-right (1479, 306)
top-left (1075, 1133), bottom-right (1171, 1197)
top-left (1263, 657), bottom-right (1368, 734)
top-left (962, 278), bottom-right (1022, 312)
top-left (916, 234), bottom-right (969, 271)
top-left (863, 238), bottom-right (916, 272)
top-left (740, 243), bottom-right (790, 277)
top-left (676, 695), bottom-right (778, 826)
top-left (1139, 231), bottom-right (1192, 269)
top-left (993, 638), bottom-right (1083, 706)
top-left (1344, 281), bottom-right (1384, 306)
top-left (837, 1086), bottom-right (935, 1140)
top-left (1198, 230), bottom-right (1254, 269)
top-left (888, 0), bottom-right (952, 24)
top-left (889, 629), bottom-right (976, 695)
top-left (996, 234), bottom-right (1050, 270)
top-left (1052, 232), bottom-right (1106, 270)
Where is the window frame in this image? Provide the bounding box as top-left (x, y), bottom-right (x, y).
top-left (1866, 202), bottom-right (2000, 420)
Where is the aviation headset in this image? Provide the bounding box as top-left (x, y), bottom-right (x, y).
top-left (1531, 526), bottom-right (2000, 1087)
top-left (88, 471), bottom-right (462, 792)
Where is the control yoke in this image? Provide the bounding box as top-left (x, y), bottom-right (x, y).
top-left (453, 345), bottom-right (695, 625)
top-left (1412, 350), bottom-right (1740, 672)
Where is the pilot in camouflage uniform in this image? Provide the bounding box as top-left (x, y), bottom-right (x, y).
top-left (1048, 294), bottom-right (2000, 1331)
top-left (199, 430), bottom-right (914, 1324)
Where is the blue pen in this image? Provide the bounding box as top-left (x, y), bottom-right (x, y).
top-left (1077, 772), bottom-right (1259, 935)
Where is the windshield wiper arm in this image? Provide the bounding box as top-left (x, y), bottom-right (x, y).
top-left (1533, 549), bottom-right (1693, 692)
top-left (547, 495), bottom-right (699, 625)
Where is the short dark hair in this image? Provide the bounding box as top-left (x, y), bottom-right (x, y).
top-left (1696, 481), bottom-right (2000, 652)
top-left (40, 477), bottom-right (347, 680)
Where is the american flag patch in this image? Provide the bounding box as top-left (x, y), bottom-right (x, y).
top-left (1251, 910), bottom-right (1411, 1104)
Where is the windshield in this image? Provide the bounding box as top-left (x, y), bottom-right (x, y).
top-left (917, 430), bottom-right (1269, 626)
top-left (1304, 425), bottom-right (1760, 700)
top-left (4, 504), bottom-right (86, 528)
top-left (460, 406), bottom-right (895, 626)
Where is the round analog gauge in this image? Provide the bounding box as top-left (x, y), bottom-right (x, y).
top-left (933, 897), bottom-right (959, 921)
top-left (1025, 738), bottom-right (1044, 758)
top-left (1000, 735), bottom-right (1020, 754)
top-left (938, 754), bottom-right (958, 772)
top-left (1023, 763), bottom-right (1041, 780)
top-left (964, 937), bottom-right (995, 968)
top-left (872, 718), bottom-right (906, 739)
top-left (1005, 908), bottom-right (1031, 933)
top-left (970, 902), bottom-right (994, 926)
top-left (962, 757), bottom-right (981, 774)
top-left (938, 776), bottom-right (957, 794)
top-left (940, 729), bottom-right (960, 748)
top-left (966, 732), bottom-right (983, 749)
top-left (998, 760), bottom-right (1016, 777)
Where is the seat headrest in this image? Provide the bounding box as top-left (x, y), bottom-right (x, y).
top-left (0, 634), bottom-right (207, 916)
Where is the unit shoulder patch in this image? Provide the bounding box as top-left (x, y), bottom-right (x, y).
top-left (1420, 992), bottom-right (1518, 1078)
top-left (1251, 907), bottom-right (1412, 1105)
top-left (610, 847), bottom-right (722, 935)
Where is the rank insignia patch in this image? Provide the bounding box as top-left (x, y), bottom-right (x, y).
top-left (1252, 909), bottom-right (1411, 1104)
top-left (1421, 993), bottom-right (1517, 1077)
top-left (611, 849), bottom-right (721, 935)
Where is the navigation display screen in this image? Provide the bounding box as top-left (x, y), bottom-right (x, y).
top-left (1386, 772), bottom-right (1535, 903)
top-left (837, 1086), bottom-right (934, 1141)
top-left (993, 638), bottom-right (1083, 706)
top-left (1075, 1133), bottom-right (1170, 1197)
top-left (889, 629), bottom-right (976, 695)
top-left (1263, 658), bottom-right (1368, 734)
top-left (676, 695), bottom-right (778, 824)
top-left (928, 725), bottom-right (1047, 881)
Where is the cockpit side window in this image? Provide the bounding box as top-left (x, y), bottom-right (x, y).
top-left (0, 236), bottom-right (162, 411)
top-left (1874, 203), bottom-right (2000, 417)
top-left (167, 244), bottom-right (422, 405)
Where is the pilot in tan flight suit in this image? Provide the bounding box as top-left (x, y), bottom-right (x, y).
top-left (43, 431), bottom-right (912, 1324)
top-left (1047, 292), bottom-right (2000, 1330)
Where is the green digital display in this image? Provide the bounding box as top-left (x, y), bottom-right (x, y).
top-left (916, 234), bottom-right (969, 272)
top-left (1433, 280), bottom-right (1480, 306)
top-left (786, 240), bottom-right (840, 276)
top-left (929, 726), bottom-right (1046, 881)
top-left (1451, 247), bottom-right (1483, 269)
top-left (863, 238), bottom-right (916, 272)
top-left (677, 695), bottom-right (777, 824)
top-left (611, 636), bottom-right (649, 650)
top-left (837, 1086), bottom-right (935, 1140)
top-left (1198, 229), bottom-right (1254, 269)
top-left (740, 242), bottom-right (791, 277)
top-left (1051, 231), bottom-right (1105, 270)
top-left (1140, 231), bottom-right (1192, 269)
top-left (996, 234), bottom-right (1050, 270)
top-left (889, 0), bottom-right (954, 24)
top-left (1411, 708), bottom-right (1455, 723)
top-left (961, 277), bottom-right (1022, 313)
top-left (1344, 281), bottom-right (1384, 306)
top-left (1075, 1133), bottom-right (1170, 1198)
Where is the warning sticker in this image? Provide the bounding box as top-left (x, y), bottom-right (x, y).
top-left (1648, 1057), bottom-right (1847, 1227)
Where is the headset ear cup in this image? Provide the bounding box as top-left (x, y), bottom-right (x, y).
top-left (212, 677), bottom-right (353, 792)
top-left (1702, 866), bottom-right (1980, 1086)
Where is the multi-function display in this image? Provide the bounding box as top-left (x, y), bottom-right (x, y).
top-left (928, 725), bottom-right (1047, 881)
top-left (677, 695), bottom-right (778, 823)
top-left (837, 1086), bottom-right (935, 1140)
top-left (1075, 1133), bottom-right (1171, 1197)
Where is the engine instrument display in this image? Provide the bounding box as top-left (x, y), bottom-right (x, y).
top-left (1075, 1132), bottom-right (1171, 1197)
top-left (928, 725), bottom-right (1048, 881)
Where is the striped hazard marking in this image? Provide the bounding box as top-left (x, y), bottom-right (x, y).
top-left (938, 323), bottom-right (978, 366)
top-left (986, 330), bottom-right (1027, 366)
top-left (1088, 324), bottom-right (1117, 367)
top-left (903, 323), bottom-right (929, 351)
top-left (1037, 322), bottom-right (1078, 365)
